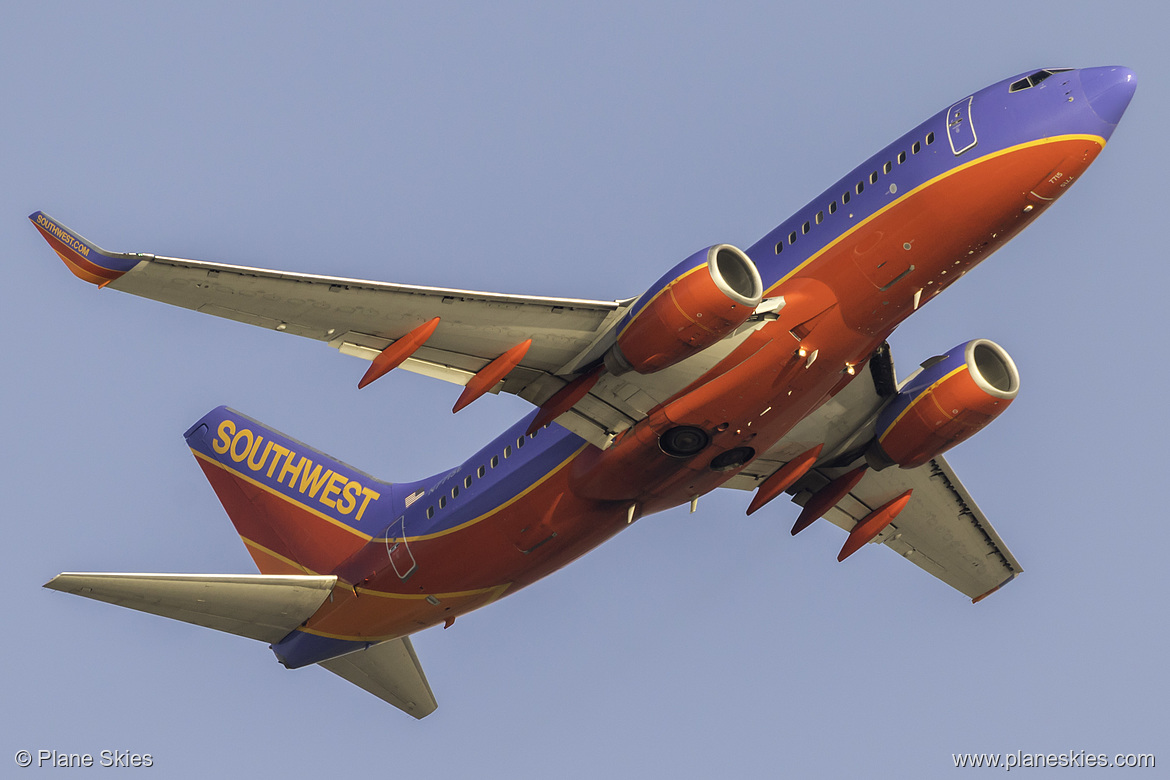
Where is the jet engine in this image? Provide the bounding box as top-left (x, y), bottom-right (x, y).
top-left (869, 339), bottom-right (1020, 469)
top-left (605, 244), bottom-right (763, 375)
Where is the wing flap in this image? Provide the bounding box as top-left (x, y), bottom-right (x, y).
top-left (44, 572), bottom-right (337, 643)
top-left (319, 637), bottom-right (438, 719)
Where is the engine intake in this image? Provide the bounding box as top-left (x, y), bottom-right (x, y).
top-left (606, 244), bottom-right (763, 375)
top-left (869, 339), bottom-right (1020, 469)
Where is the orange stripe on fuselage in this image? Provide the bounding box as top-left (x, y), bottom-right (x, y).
top-left (194, 437), bottom-right (618, 640)
top-left (765, 134), bottom-right (1106, 296)
top-left (384, 443), bottom-right (590, 543)
top-left (193, 449), bottom-right (374, 541)
top-left (216, 137), bottom-right (1109, 644)
top-left (194, 450), bottom-right (370, 576)
top-left (303, 451), bottom-right (636, 640)
top-left (239, 537), bottom-right (318, 576)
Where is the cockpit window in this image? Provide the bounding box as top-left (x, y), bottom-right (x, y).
top-left (1009, 68), bottom-right (1074, 93)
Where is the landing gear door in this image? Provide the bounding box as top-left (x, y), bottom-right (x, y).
top-left (384, 515), bottom-right (417, 581)
top-left (946, 96), bottom-right (977, 156)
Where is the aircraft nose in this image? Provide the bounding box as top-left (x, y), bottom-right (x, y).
top-left (1080, 66), bottom-right (1137, 125)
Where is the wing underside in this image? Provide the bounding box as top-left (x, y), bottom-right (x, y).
top-left (31, 212), bottom-right (659, 447)
top-left (111, 253), bottom-right (627, 380)
top-left (724, 349), bottom-right (1022, 601)
top-left (790, 457), bottom-right (1021, 600)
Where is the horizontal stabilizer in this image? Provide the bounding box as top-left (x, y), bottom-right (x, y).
top-left (320, 637), bottom-right (438, 719)
top-left (44, 573), bottom-right (337, 643)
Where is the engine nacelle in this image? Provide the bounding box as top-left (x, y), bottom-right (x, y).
top-left (605, 244), bottom-right (763, 375)
top-left (869, 339), bottom-right (1020, 469)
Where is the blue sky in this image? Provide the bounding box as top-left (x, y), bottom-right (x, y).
top-left (3, 2), bottom-right (1164, 777)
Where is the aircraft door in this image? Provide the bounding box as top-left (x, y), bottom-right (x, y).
top-left (946, 96), bottom-right (977, 155)
top-left (384, 515), bottom-right (417, 581)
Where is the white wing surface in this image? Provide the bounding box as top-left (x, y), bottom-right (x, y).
top-left (43, 572), bottom-right (337, 643)
top-left (724, 347), bottom-right (1022, 601)
top-left (319, 638), bottom-right (438, 719)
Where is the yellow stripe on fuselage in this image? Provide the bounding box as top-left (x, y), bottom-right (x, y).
top-left (378, 442), bottom-right (591, 543)
top-left (197, 440), bottom-right (592, 545)
top-left (764, 134), bottom-right (1107, 295)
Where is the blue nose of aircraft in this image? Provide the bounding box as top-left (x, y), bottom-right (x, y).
top-left (1081, 66), bottom-right (1137, 125)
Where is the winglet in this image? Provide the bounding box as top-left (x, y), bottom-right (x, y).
top-left (29, 211), bottom-right (142, 286)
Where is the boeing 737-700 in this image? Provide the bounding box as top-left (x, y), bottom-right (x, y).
top-left (34, 65), bottom-right (1136, 718)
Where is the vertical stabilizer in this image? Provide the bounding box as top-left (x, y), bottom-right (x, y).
top-left (184, 407), bottom-right (394, 575)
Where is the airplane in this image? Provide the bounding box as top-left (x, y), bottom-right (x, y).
top-left (34, 65), bottom-right (1136, 719)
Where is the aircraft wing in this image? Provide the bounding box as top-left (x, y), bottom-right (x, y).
top-left (29, 212), bottom-right (793, 448)
top-left (787, 457), bottom-right (1021, 601)
top-left (30, 211), bottom-right (630, 402)
top-left (724, 348), bottom-right (1022, 602)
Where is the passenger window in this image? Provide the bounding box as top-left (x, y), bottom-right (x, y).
top-left (912, 141), bottom-right (921, 154)
top-left (897, 151), bottom-right (906, 164)
top-left (503, 446), bottom-right (511, 458)
top-left (775, 241), bottom-right (783, 254)
top-left (451, 486), bottom-right (459, 499)
top-left (883, 161), bottom-right (892, 174)
top-left (815, 211), bottom-right (823, 224)
top-left (788, 231), bottom-right (797, 244)
top-left (491, 455), bottom-right (499, 468)
top-left (465, 475), bottom-right (473, 488)
top-left (801, 221), bottom-right (810, 235)
top-left (477, 466), bottom-right (486, 478)
top-left (869, 171), bottom-right (878, 184)
top-left (426, 506), bottom-right (434, 519)
top-left (856, 181), bottom-right (864, 194)
top-left (828, 201), bottom-right (837, 215)
top-left (926, 132), bottom-right (935, 145)
top-left (842, 192), bottom-right (850, 205)
top-left (439, 496), bottom-right (447, 509)
top-left (516, 437), bottom-right (525, 449)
